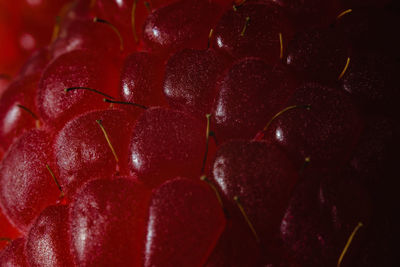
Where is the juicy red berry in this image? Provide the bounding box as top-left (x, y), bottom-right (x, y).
top-left (54, 109), bottom-right (137, 195)
top-left (144, 177), bottom-right (226, 267)
top-left (0, 129), bottom-right (60, 232)
top-left (50, 18), bottom-right (123, 59)
top-left (280, 173), bottom-right (336, 266)
top-left (128, 107), bottom-right (206, 186)
top-left (211, 140), bottom-right (298, 251)
top-left (211, 58), bottom-right (297, 142)
top-left (0, 74), bottom-right (40, 152)
top-left (285, 28), bottom-right (349, 83)
top-left (0, 238), bottom-right (28, 267)
top-left (69, 178), bottom-right (151, 266)
top-left (163, 48), bottom-right (229, 118)
top-left (143, 0), bottom-right (221, 54)
top-left (263, 83), bottom-right (362, 168)
top-left (36, 50), bottom-right (120, 128)
top-left (281, 169), bottom-right (370, 266)
top-left (0, 210), bottom-right (20, 251)
top-left (26, 205), bottom-right (74, 267)
top-left (120, 52), bottom-right (167, 107)
top-left (211, 2), bottom-right (292, 64)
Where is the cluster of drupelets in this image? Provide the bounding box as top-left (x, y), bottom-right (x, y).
top-left (0, 0), bottom-right (399, 266)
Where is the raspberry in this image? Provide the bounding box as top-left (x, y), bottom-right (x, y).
top-left (0, 0), bottom-right (398, 265)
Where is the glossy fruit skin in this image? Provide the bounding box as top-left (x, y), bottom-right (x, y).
top-left (128, 107), bottom-right (206, 186)
top-left (0, 129), bottom-right (60, 233)
top-left (143, 0), bottom-right (221, 55)
top-left (212, 2), bottom-right (292, 64)
top-left (69, 178), bottom-right (151, 266)
top-left (36, 50), bottom-right (120, 128)
top-left (263, 83), bottom-right (362, 168)
top-left (211, 140), bottom-right (298, 256)
top-left (163, 48), bottom-right (229, 118)
top-left (285, 28), bottom-right (349, 83)
top-left (120, 52), bottom-right (167, 107)
top-left (0, 74), bottom-right (40, 152)
top-left (54, 109), bottom-right (137, 195)
top-left (144, 177), bottom-right (226, 267)
top-left (0, 238), bottom-right (28, 267)
top-left (26, 205), bottom-right (73, 267)
top-left (50, 18), bottom-right (123, 59)
top-left (211, 58), bottom-right (297, 142)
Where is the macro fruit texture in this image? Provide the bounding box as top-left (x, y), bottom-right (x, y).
top-left (0, 0), bottom-right (399, 266)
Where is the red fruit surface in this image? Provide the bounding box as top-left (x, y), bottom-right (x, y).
top-left (280, 173), bottom-right (336, 266)
top-left (36, 50), bottom-right (120, 128)
top-left (0, 129), bottom-right (60, 232)
top-left (143, 0), bottom-right (221, 54)
top-left (212, 2), bottom-right (292, 63)
top-left (0, 238), bottom-right (28, 267)
top-left (263, 83), bottom-right (362, 168)
top-left (17, 48), bottom-right (50, 78)
top-left (26, 205), bottom-right (74, 267)
top-left (0, 74), bottom-right (40, 152)
top-left (69, 178), bottom-right (151, 266)
top-left (54, 109), bottom-right (137, 195)
top-left (50, 18), bottom-right (123, 59)
top-left (163, 48), bottom-right (229, 117)
top-left (211, 58), bottom-right (297, 142)
top-left (281, 169), bottom-right (370, 266)
top-left (120, 52), bottom-right (167, 107)
top-left (0, 0), bottom-right (70, 75)
top-left (129, 107), bottom-right (206, 186)
top-left (144, 177), bottom-right (226, 267)
top-left (211, 140), bottom-right (298, 251)
top-left (0, 211), bottom-right (20, 251)
top-left (0, 76), bottom-right (10, 98)
top-left (285, 28), bottom-right (349, 83)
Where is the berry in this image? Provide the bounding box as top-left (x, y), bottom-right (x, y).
top-left (0, 74), bottom-right (41, 152)
top-left (54, 109), bottom-right (137, 195)
top-left (26, 205), bottom-right (73, 267)
top-left (0, 1), bottom-right (398, 265)
top-left (211, 140), bottom-right (298, 254)
top-left (163, 48), bottom-right (229, 117)
top-left (144, 177), bottom-right (226, 266)
top-left (69, 178), bottom-right (150, 266)
top-left (0, 129), bottom-right (60, 232)
top-left (211, 2), bottom-right (292, 64)
top-left (128, 107), bottom-right (206, 186)
top-left (120, 52), bottom-right (167, 107)
top-left (143, 0), bottom-right (221, 54)
top-left (36, 50), bottom-right (121, 128)
top-left (211, 58), bottom-right (297, 142)
top-left (0, 238), bottom-right (28, 266)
